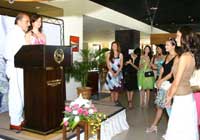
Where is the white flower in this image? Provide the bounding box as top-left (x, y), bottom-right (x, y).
top-left (63, 117), bottom-right (69, 122)
top-left (71, 94), bottom-right (92, 107)
top-left (70, 101), bottom-right (76, 107)
top-left (74, 116), bottom-right (80, 122)
top-left (88, 109), bottom-right (94, 114)
top-left (72, 110), bottom-right (78, 115)
top-left (84, 103), bottom-right (90, 108)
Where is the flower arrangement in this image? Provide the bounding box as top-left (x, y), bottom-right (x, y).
top-left (62, 94), bottom-right (106, 134)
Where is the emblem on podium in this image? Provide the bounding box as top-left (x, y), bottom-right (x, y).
top-left (54, 48), bottom-right (64, 64)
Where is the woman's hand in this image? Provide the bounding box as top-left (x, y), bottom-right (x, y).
top-left (110, 71), bottom-right (115, 77)
top-left (113, 71), bottom-right (120, 77)
top-left (156, 79), bottom-right (163, 89)
top-left (125, 60), bottom-right (131, 65)
top-left (150, 63), bottom-right (157, 70)
top-left (165, 96), bottom-right (172, 108)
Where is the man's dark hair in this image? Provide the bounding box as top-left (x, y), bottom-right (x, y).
top-left (14, 13), bottom-right (28, 25)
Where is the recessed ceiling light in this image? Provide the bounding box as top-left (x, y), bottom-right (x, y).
top-left (150, 7), bottom-right (158, 10)
top-left (35, 6), bottom-right (40, 9)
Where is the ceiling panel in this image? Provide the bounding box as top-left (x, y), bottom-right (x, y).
top-left (91, 0), bottom-right (200, 32)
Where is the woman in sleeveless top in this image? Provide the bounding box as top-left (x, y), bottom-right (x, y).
top-left (25, 14), bottom-right (46, 45)
top-left (151, 45), bottom-right (166, 80)
top-left (165, 26), bottom-right (199, 140)
top-left (137, 45), bottom-right (155, 107)
top-left (146, 38), bottom-right (179, 133)
top-left (105, 41), bottom-right (123, 104)
top-left (124, 48), bottom-right (141, 109)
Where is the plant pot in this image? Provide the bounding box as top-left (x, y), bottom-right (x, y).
top-left (77, 87), bottom-right (92, 99)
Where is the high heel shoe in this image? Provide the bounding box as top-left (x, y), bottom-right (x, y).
top-left (145, 126), bottom-right (157, 133)
top-left (128, 101), bottom-right (133, 109)
top-left (161, 134), bottom-right (166, 140)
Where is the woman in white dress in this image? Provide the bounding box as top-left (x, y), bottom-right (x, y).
top-left (165, 26), bottom-right (200, 140)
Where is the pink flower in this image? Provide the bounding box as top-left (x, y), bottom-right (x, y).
top-left (78, 108), bottom-right (84, 115)
top-left (72, 104), bottom-right (79, 110)
top-left (64, 121), bottom-right (68, 126)
top-left (63, 117), bottom-right (69, 126)
top-left (83, 110), bottom-right (89, 116)
top-left (65, 106), bottom-right (72, 113)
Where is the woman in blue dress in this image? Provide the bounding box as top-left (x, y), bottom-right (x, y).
top-left (105, 41), bottom-right (123, 104)
top-left (151, 45), bottom-right (166, 80)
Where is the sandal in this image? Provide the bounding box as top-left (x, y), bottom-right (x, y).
top-left (128, 101), bottom-right (133, 109)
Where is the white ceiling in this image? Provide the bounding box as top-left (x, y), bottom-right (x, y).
top-left (83, 16), bottom-right (130, 42)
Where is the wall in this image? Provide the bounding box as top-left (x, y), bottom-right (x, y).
top-left (151, 33), bottom-right (176, 45)
top-left (59, 16), bottom-right (83, 100)
top-left (115, 30), bottom-right (140, 61)
top-left (140, 33), bottom-right (151, 48)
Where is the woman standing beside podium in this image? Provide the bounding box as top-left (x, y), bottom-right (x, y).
top-left (25, 14), bottom-right (46, 45)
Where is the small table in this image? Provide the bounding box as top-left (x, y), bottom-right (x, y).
top-left (63, 121), bottom-right (101, 140)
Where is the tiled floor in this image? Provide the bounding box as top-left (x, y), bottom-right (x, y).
top-left (112, 91), bottom-right (168, 140)
top-left (2, 91), bottom-right (198, 140)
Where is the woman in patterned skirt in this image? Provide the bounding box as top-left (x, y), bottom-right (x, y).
top-left (105, 41), bottom-right (123, 104)
top-left (146, 38), bottom-right (179, 133)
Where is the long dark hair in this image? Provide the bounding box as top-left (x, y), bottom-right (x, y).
top-left (168, 37), bottom-right (183, 56)
top-left (134, 47), bottom-right (141, 56)
top-left (157, 44), bottom-right (166, 55)
top-left (143, 45), bottom-right (153, 60)
top-left (28, 14), bottom-right (43, 32)
top-left (109, 41), bottom-right (121, 61)
top-left (178, 26), bottom-right (200, 69)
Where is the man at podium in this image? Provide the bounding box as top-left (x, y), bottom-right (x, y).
top-left (3, 13), bottom-right (30, 131)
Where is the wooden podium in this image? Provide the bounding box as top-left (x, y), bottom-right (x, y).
top-left (14, 45), bottom-right (72, 134)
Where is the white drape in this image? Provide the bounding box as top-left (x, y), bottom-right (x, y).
top-left (70, 109), bottom-right (129, 140)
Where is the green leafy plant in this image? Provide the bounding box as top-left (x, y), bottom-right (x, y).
top-left (65, 48), bottom-right (109, 87)
top-left (94, 48), bottom-right (109, 72)
top-left (66, 48), bottom-right (97, 87)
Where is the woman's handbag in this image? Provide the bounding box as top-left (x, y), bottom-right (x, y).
top-left (160, 80), bottom-right (171, 91)
top-left (144, 71), bottom-right (154, 77)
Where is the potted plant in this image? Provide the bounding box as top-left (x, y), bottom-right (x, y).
top-left (66, 48), bottom-right (97, 99)
top-left (95, 48), bottom-right (109, 71)
top-left (94, 48), bottom-right (109, 90)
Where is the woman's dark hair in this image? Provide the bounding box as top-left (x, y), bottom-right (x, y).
top-left (168, 37), bottom-right (183, 56)
top-left (28, 14), bottom-right (43, 32)
top-left (143, 45), bottom-right (153, 60)
top-left (134, 48), bottom-right (141, 56)
top-left (178, 26), bottom-right (200, 69)
top-left (157, 44), bottom-right (166, 55)
top-left (109, 41), bottom-right (121, 61)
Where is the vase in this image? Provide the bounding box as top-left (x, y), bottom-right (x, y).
top-left (77, 87), bottom-right (92, 99)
